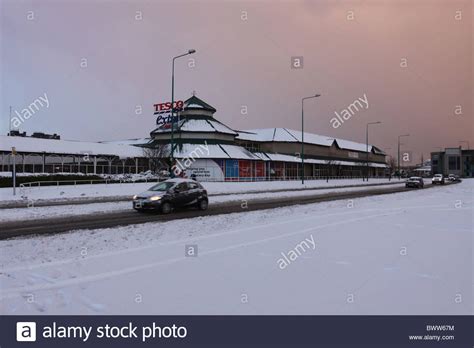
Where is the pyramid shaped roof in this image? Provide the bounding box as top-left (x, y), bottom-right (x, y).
top-left (183, 95), bottom-right (216, 113)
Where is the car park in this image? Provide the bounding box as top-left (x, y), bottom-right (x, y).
top-left (405, 176), bottom-right (424, 189)
top-left (432, 174), bottom-right (446, 185)
top-left (132, 178), bottom-right (208, 213)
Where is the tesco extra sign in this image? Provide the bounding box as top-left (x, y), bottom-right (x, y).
top-left (156, 114), bottom-right (178, 127)
top-left (153, 100), bottom-right (184, 114)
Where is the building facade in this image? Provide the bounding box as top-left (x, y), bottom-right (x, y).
top-left (431, 148), bottom-right (474, 177)
top-left (1, 95), bottom-right (389, 181)
top-left (148, 95), bottom-right (387, 181)
top-left (0, 135), bottom-right (148, 175)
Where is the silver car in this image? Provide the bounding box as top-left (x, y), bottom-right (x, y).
top-left (431, 174), bottom-right (446, 185)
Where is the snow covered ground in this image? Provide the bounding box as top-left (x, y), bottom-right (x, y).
top-left (0, 178), bottom-right (396, 202)
top-left (0, 180), bottom-right (472, 315)
top-left (0, 183), bottom-right (405, 222)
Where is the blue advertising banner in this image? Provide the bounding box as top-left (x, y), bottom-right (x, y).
top-left (225, 159), bottom-right (238, 178)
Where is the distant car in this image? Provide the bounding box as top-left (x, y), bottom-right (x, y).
top-left (432, 174), bottom-right (446, 185)
top-left (132, 178), bottom-right (208, 213)
top-left (406, 177), bottom-right (424, 188)
top-left (448, 174), bottom-right (461, 182)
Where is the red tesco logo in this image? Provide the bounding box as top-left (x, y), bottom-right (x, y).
top-left (153, 100), bottom-right (184, 113)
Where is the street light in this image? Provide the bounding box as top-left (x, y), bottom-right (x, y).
top-left (459, 140), bottom-right (470, 150)
top-left (301, 94), bottom-right (321, 184)
top-left (397, 134), bottom-right (410, 179)
top-left (365, 121), bottom-right (381, 181)
top-left (170, 49), bottom-right (196, 176)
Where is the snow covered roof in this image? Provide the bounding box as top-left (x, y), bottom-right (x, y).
top-left (151, 118), bottom-right (237, 136)
top-left (237, 128), bottom-right (380, 153)
top-left (253, 151), bottom-right (387, 167)
top-left (220, 144), bottom-right (260, 160)
top-left (0, 135), bottom-right (144, 158)
top-left (171, 143), bottom-right (226, 159)
top-left (181, 119), bottom-right (237, 135)
top-left (99, 138), bottom-right (152, 146)
top-left (237, 128), bottom-right (303, 143)
top-left (183, 95), bottom-right (216, 112)
top-left (170, 143), bottom-right (259, 160)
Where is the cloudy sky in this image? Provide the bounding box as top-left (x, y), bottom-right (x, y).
top-left (1, 0), bottom-right (472, 162)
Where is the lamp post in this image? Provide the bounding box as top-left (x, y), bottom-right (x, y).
top-left (365, 121), bottom-right (381, 181)
top-left (301, 94), bottom-right (321, 184)
top-left (459, 140), bottom-right (470, 150)
top-left (384, 147), bottom-right (392, 180)
top-left (170, 49), bottom-right (196, 176)
top-left (11, 147), bottom-right (17, 196)
top-left (397, 134), bottom-right (410, 179)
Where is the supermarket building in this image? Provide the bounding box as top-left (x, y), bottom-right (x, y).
top-left (1, 95), bottom-right (388, 181)
top-left (149, 96), bottom-right (387, 180)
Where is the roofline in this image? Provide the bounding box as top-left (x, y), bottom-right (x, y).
top-left (236, 128), bottom-right (383, 154)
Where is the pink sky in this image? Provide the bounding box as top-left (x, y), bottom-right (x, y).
top-left (1, 0), bottom-right (472, 163)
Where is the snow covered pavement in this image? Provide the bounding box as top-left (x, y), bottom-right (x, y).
top-left (0, 180), bottom-right (472, 315)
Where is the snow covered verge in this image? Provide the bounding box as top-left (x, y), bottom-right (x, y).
top-left (0, 178), bottom-right (398, 202)
top-left (0, 183), bottom-right (406, 222)
top-left (0, 180), bottom-right (472, 315)
top-left (0, 171), bottom-right (161, 181)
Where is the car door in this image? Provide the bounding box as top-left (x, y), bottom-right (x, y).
top-left (173, 182), bottom-right (192, 206)
top-left (187, 182), bottom-right (200, 203)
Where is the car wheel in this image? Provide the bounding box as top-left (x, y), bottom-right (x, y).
top-left (198, 199), bottom-right (208, 211)
top-left (161, 202), bottom-right (172, 214)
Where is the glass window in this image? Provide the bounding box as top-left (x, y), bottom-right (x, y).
top-left (448, 156), bottom-right (460, 170)
top-left (176, 182), bottom-right (188, 191)
top-left (149, 182), bottom-right (174, 191)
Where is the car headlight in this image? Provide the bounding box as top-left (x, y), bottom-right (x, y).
top-left (149, 196), bottom-right (162, 201)
top-left (133, 195), bottom-right (137, 200)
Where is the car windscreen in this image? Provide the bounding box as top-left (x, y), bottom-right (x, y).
top-left (149, 182), bottom-right (175, 191)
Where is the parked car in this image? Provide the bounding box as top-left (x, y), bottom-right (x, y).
top-left (432, 174), bottom-right (446, 185)
top-left (405, 177), bottom-right (424, 188)
top-left (448, 174), bottom-right (461, 182)
top-left (132, 178), bottom-right (208, 213)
